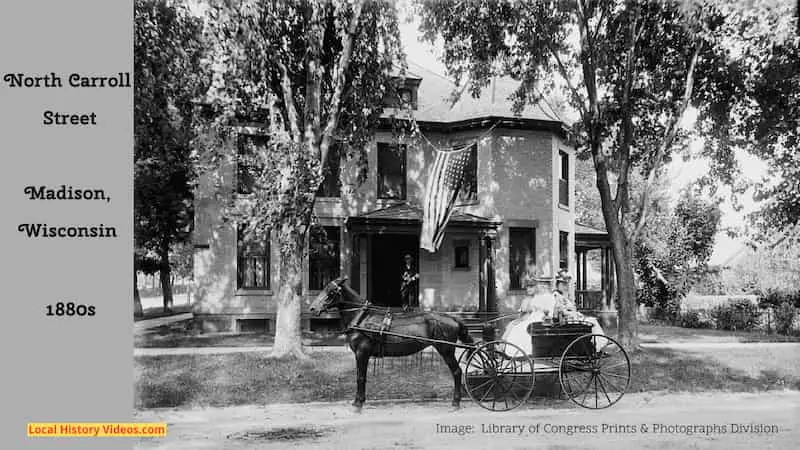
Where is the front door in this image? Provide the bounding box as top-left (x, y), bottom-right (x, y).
top-left (370, 234), bottom-right (419, 307)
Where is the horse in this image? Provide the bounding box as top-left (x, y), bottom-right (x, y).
top-left (309, 276), bottom-right (475, 412)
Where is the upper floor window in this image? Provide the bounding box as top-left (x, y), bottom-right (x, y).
top-left (237, 134), bottom-right (267, 195)
top-left (309, 226), bottom-right (341, 290)
top-left (317, 143), bottom-right (342, 198)
top-left (382, 78), bottom-right (419, 110)
top-left (377, 143), bottom-right (406, 200)
top-left (558, 150), bottom-right (569, 206)
top-left (457, 144), bottom-right (478, 204)
top-left (237, 226), bottom-right (270, 290)
top-left (509, 227), bottom-right (536, 290)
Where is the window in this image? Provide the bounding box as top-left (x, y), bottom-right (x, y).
top-left (237, 134), bottom-right (267, 194)
top-left (317, 143), bottom-right (342, 198)
top-left (454, 240), bottom-right (470, 269)
top-left (309, 226), bottom-right (341, 290)
top-left (509, 228), bottom-right (535, 290)
top-left (377, 143), bottom-right (406, 200)
top-left (558, 150), bottom-right (569, 206)
top-left (382, 81), bottom-right (418, 110)
top-left (559, 231), bottom-right (569, 271)
top-left (237, 226), bottom-right (269, 289)
top-left (457, 144), bottom-right (478, 204)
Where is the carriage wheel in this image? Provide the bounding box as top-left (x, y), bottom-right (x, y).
top-left (559, 334), bottom-right (630, 409)
top-left (463, 340), bottom-right (535, 412)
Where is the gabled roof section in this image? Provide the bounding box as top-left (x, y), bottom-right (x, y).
top-left (383, 60), bottom-right (571, 131)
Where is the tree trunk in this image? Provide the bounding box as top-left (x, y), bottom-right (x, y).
top-left (612, 240), bottom-right (638, 349)
top-left (158, 244), bottom-right (174, 313)
top-left (270, 224), bottom-right (309, 360)
top-left (134, 267), bottom-right (143, 318)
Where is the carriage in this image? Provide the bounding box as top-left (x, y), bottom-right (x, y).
top-left (459, 320), bottom-right (631, 411)
top-left (309, 277), bottom-right (631, 412)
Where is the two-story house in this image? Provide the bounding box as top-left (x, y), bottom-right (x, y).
top-left (191, 61), bottom-right (615, 333)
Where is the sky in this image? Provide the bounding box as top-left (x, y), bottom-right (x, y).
top-left (397, 9), bottom-right (768, 265)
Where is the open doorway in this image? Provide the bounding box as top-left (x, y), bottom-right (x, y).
top-left (370, 234), bottom-right (419, 307)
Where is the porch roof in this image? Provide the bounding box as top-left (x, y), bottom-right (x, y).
top-left (347, 202), bottom-right (501, 232)
top-left (575, 222), bottom-right (610, 249)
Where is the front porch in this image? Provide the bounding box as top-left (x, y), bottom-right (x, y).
top-left (574, 223), bottom-right (617, 327)
top-left (346, 203), bottom-right (501, 315)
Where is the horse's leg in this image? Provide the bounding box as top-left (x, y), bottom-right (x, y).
top-left (435, 343), bottom-right (462, 410)
top-left (353, 347), bottom-right (369, 412)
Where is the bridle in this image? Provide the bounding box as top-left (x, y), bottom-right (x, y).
top-left (317, 280), bottom-right (397, 314)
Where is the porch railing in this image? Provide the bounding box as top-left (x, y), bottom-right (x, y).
top-left (576, 290), bottom-right (604, 311)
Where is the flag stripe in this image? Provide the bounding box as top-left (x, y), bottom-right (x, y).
top-left (421, 143), bottom-right (475, 252)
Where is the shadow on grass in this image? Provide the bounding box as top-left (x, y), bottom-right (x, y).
top-left (135, 321), bottom-right (347, 348)
top-left (134, 346), bottom-right (799, 409)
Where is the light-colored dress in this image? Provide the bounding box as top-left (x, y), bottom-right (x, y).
top-left (501, 292), bottom-right (552, 354)
top-left (503, 290), bottom-right (608, 354)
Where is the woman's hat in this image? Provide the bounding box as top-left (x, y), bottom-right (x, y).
top-left (556, 269), bottom-right (572, 283)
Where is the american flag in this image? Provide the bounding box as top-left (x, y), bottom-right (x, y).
top-left (421, 143), bottom-right (475, 252)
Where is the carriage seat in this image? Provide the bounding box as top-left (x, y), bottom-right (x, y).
top-left (526, 322), bottom-right (593, 358)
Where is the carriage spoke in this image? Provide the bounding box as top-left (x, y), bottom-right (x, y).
top-left (599, 370), bottom-right (629, 380)
top-left (594, 376), bottom-right (599, 408)
top-left (596, 374), bottom-right (613, 406)
top-left (479, 381), bottom-right (497, 403)
top-left (469, 377), bottom-right (495, 392)
top-left (597, 373), bottom-right (625, 394)
top-left (580, 375), bottom-right (594, 406)
top-left (597, 362), bottom-right (628, 371)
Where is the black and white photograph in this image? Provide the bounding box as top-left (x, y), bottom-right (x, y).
top-left (131, 1), bottom-right (800, 448)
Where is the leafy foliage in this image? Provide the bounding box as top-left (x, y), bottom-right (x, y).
top-left (774, 302), bottom-right (798, 336)
top-left (636, 189), bottom-right (722, 319)
top-left (198, 0), bottom-right (406, 357)
top-left (710, 298), bottom-right (759, 331)
top-left (416, 0), bottom-right (756, 346)
top-left (134, 0), bottom-right (210, 307)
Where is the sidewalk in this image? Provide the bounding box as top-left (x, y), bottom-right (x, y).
top-left (134, 312), bottom-right (193, 332)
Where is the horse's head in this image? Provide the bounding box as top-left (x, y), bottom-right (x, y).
top-left (308, 275), bottom-right (349, 315)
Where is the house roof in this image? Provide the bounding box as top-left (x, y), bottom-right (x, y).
top-left (575, 222), bottom-right (608, 236)
top-left (348, 202), bottom-right (501, 229)
top-left (383, 61), bottom-right (570, 132)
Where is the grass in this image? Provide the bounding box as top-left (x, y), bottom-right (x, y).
top-left (634, 322), bottom-right (800, 343)
top-left (134, 345), bottom-right (800, 409)
top-left (135, 319), bottom-right (347, 348)
top-left (135, 319), bottom-right (800, 349)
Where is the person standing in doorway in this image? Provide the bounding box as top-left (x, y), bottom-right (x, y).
top-left (400, 253), bottom-right (419, 311)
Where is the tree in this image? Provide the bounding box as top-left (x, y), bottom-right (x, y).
top-left (636, 188), bottom-right (722, 320)
top-left (135, 0), bottom-right (209, 313)
top-left (204, 0), bottom-right (405, 359)
top-left (417, 0), bottom-right (746, 347)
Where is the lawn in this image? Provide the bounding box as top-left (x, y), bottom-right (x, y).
top-left (134, 345), bottom-right (800, 409)
top-left (135, 319), bottom-right (800, 348)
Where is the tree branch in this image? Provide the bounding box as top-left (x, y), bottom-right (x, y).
top-left (304, 1), bottom-right (325, 157)
top-left (632, 42), bottom-right (702, 242)
top-left (613, 6), bottom-right (641, 218)
top-left (319, 0), bottom-right (364, 166)
top-left (545, 40), bottom-right (588, 119)
top-left (276, 59), bottom-right (302, 143)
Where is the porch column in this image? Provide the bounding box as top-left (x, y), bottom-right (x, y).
top-left (483, 235), bottom-right (497, 342)
top-left (478, 235), bottom-right (486, 313)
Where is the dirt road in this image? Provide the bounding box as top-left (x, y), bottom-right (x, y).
top-left (134, 390), bottom-right (799, 449)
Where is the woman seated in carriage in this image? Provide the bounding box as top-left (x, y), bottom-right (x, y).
top-left (501, 271), bottom-right (605, 354)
